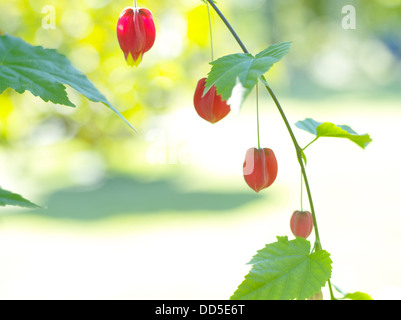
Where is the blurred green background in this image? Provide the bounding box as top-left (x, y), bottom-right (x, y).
top-left (0, 0), bottom-right (400, 299)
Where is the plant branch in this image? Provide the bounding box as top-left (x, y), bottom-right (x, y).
top-left (206, 0), bottom-right (249, 54)
top-left (206, 0), bottom-right (322, 250)
top-left (206, 0), bottom-right (334, 299)
top-left (303, 137), bottom-right (319, 151)
top-left (261, 78), bottom-right (321, 250)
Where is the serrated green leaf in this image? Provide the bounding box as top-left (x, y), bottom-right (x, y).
top-left (231, 236), bottom-right (332, 300)
top-left (295, 118), bottom-right (372, 149)
top-left (204, 42), bottom-right (291, 108)
top-left (0, 187), bottom-right (40, 208)
top-left (0, 34), bottom-right (136, 132)
top-left (344, 291), bottom-right (373, 300)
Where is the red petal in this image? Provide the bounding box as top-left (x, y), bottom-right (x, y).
top-left (138, 8), bottom-right (156, 53)
top-left (243, 148), bottom-right (278, 192)
top-left (193, 78), bottom-right (230, 123)
top-left (117, 8), bottom-right (136, 59)
top-left (132, 9), bottom-right (146, 55)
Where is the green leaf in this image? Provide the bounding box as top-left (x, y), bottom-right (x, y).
top-left (205, 42), bottom-right (291, 108)
top-left (344, 292), bottom-right (373, 300)
top-left (295, 118), bottom-right (321, 136)
top-left (0, 187), bottom-right (40, 208)
top-left (333, 284), bottom-right (373, 300)
top-left (230, 236), bottom-right (332, 300)
top-left (295, 118), bottom-right (372, 149)
top-left (0, 33), bottom-right (136, 132)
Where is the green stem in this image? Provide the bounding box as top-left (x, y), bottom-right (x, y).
top-left (300, 170), bottom-right (303, 212)
top-left (205, 1), bottom-right (214, 61)
top-left (256, 83), bottom-right (260, 149)
top-left (327, 279), bottom-right (336, 300)
top-left (206, 0), bottom-right (335, 300)
top-left (208, 0), bottom-right (322, 250)
top-left (303, 137), bottom-right (319, 151)
top-left (262, 79), bottom-right (322, 251)
top-left (205, 0), bottom-right (248, 54)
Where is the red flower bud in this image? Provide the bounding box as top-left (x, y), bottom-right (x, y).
top-left (243, 148), bottom-right (278, 192)
top-left (290, 210), bottom-right (314, 238)
top-left (193, 78), bottom-right (230, 124)
top-left (116, 7), bottom-right (156, 67)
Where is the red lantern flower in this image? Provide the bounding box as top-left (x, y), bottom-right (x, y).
top-left (290, 210), bottom-right (314, 238)
top-left (116, 7), bottom-right (156, 67)
top-left (243, 148), bottom-right (278, 192)
top-left (193, 78), bottom-right (231, 124)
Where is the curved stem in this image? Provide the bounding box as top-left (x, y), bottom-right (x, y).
top-left (207, 0), bottom-right (322, 250)
top-left (262, 80), bottom-right (321, 251)
top-left (206, 0), bottom-right (334, 299)
top-left (206, 0), bottom-right (249, 54)
top-left (303, 137), bottom-right (319, 151)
